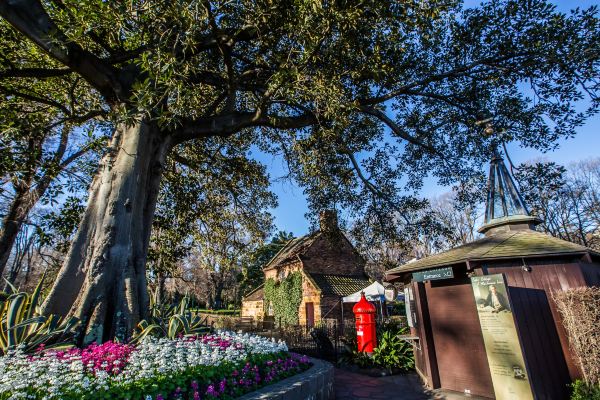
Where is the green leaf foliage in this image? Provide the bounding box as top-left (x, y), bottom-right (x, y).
top-left (239, 231), bottom-right (294, 296)
top-left (263, 272), bottom-right (303, 326)
top-left (131, 296), bottom-right (210, 343)
top-left (1, 0), bottom-right (598, 249)
top-left (571, 380), bottom-right (600, 400)
top-left (0, 275), bottom-right (80, 355)
top-left (340, 319), bottom-right (414, 372)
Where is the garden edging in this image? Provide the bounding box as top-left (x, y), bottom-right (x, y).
top-left (238, 358), bottom-right (334, 400)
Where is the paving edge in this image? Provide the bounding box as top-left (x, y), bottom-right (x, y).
top-left (238, 357), bottom-right (334, 400)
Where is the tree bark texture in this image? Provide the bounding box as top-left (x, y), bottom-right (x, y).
top-left (41, 119), bottom-right (172, 343)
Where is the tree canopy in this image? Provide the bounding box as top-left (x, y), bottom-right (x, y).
top-left (1, 0), bottom-right (599, 341)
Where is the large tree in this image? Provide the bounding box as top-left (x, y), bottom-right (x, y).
top-left (1, 0), bottom-right (598, 341)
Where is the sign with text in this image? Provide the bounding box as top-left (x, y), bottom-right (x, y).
top-left (412, 267), bottom-right (453, 282)
top-left (471, 274), bottom-right (534, 400)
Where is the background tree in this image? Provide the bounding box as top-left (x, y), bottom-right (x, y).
top-left (515, 159), bottom-right (600, 249)
top-left (0, 0), bottom-right (598, 341)
top-left (238, 231), bottom-right (294, 297)
top-left (148, 136), bottom-right (276, 310)
top-left (0, 107), bottom-right (106, 280)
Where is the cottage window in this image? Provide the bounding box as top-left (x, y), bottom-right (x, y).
top-left (278, 269), bottom-right (286, 281)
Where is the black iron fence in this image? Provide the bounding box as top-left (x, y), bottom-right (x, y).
top-left (231, 316), bottom-right (408, 362)
top-left (278, 321), bottom-right (341, 362)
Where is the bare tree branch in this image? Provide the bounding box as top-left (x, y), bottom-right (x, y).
top-left (358, 105), bottom-right (438, 153)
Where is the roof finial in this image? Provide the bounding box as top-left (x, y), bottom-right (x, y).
top-left (478, 150), bottom-right (541, 236)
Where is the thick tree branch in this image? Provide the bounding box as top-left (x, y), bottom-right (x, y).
top-left (0, 0), bottom-right (125, 101)
top-left (0, 83), bottom-right (70, 114)
top-left (344, 151), bottom-right (385, 198)
top-left (186, 25), bottom-right (258, 57)
top-left (173, 111), bottom-right (316, 143)
top-left (47, 110), bottom-right (106, 130)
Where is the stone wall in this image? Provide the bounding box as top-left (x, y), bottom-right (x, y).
top-left (299, 275), bottom-right (321, 325)
top-left (241, 299), bottom-right (264, 319)
top-left (301, 234), bottom-right (365, 276)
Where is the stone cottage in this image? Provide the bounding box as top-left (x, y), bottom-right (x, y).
top-left (241, 210), bottom-right (371, 326)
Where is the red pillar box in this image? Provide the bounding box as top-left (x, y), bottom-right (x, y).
top-left (353, 292), bottom-right (377, 353)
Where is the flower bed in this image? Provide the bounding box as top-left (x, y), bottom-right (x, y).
top-left (0, 332), bottom-right (311, 399)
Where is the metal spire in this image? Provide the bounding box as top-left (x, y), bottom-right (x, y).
top-left (478, 148), bottom-right (541, 235)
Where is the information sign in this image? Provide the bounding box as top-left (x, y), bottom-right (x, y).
top-left (471, 274), bottom-right (534, 400)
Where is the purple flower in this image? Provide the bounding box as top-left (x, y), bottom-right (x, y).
top-left (206, 384), bottom-right (218, 397)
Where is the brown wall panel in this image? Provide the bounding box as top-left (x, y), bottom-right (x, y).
top-left (579, 262), bottom-right (600, 286)
top-left (426, 279), bottom-right (494, 398)
top-left (412, 281), bottom-right (440, 389)
top-left (486, 259), bottom-right (591, 399)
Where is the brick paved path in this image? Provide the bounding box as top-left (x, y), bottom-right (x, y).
top-left (334, 368), bottom-right (431, 400)
top-left (334, 368), bottom-right (485, 400)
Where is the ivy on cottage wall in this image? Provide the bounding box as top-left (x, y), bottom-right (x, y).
top-left (264, 272), bottom-right (303, 326)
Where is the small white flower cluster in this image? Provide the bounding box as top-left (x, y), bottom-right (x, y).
top-left (0, 331), bottom-right (287, 399)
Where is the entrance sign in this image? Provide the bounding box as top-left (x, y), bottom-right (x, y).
top-left (412, 267), bottom-right (453, 282)
top-left (471, 274), bottom-right (534, 400)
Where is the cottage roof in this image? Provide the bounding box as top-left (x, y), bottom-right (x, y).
top-left (306, 273), bottom-right (371, 296)
top-left (385, 229), bottom-right (598, 279)
top-left (242, 284), bottom-right (264, 301)
top-left (262, 232), bottom-right (319, 270)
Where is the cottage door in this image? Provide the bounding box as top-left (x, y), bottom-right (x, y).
top-left (305, 302), bottom-right (315, 327)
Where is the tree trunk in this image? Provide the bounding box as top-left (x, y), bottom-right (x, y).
top-left (2, 230), bottom-right (35, 291)
top-left (0, 185), bottom-right (36, 278)
top-left (215, 284), bottom-right (224, 310)
top-left (156, 271), bottom-right (167, 305)
top-left (41, 118), bottom-right (172, 343)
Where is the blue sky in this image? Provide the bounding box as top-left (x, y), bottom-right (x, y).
top-left (259, 0), bottom-right (600, 237)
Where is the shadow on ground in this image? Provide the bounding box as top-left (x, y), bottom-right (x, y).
top-left (334, 369), bottom-right (489, 400)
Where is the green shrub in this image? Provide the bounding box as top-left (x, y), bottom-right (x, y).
top-left (132, 296), bottom-right (210, 343)
top-left (372, 328), bottom-right (415, 372)
top-left (571, 380), bottom-right (600, 400)
top-left (339, 320), bottom-right (415, 372)
top-left (0, 275), bottom-right (79, 354)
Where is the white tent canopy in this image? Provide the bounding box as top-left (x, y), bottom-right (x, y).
top-left (342, 281), bottom-right (386, 303)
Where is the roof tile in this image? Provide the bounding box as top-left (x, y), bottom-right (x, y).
top-left (308, 273), bottom-right (371, 296)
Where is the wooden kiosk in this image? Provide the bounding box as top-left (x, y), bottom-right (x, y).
top-left (385, 154), bottom-right (600, 399)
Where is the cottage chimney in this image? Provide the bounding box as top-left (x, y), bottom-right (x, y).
top-left (319, 210), bottom-right (338, 233)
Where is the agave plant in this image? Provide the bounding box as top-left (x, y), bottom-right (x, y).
top-left (0, 275), bottom-right (80, 355)
top-left (131, 294), bottom-right (210, 343)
